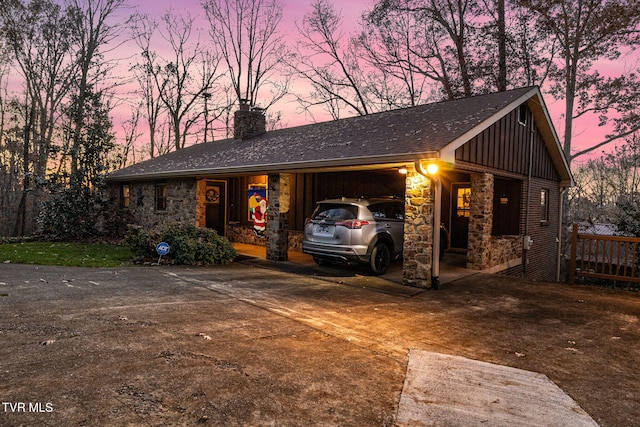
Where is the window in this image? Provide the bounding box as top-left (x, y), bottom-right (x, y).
top-left (540, 189), bottom-right (549, 223)
top-left (121, 185), bottom-right (130, 208)
top-left (456, 187), bottom-right (471, 218)
top-left (368, 202), bottom-right (404, 220)
top-left (518, 104), bottom-right (527, 125)
top-left (155, 183), bottom-right (167, 211)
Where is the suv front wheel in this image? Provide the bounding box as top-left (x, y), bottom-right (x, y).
top-left (369, 242), bottom-right (391, 275)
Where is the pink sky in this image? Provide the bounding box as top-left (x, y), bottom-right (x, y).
top-left (31, 0), bottom-right (638, 163)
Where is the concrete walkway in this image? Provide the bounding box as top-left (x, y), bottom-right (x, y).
top-left (396, 350), bottom-right (598, 426)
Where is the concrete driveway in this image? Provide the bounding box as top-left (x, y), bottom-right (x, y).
top-left (0, 260), bottom-right (638, 426)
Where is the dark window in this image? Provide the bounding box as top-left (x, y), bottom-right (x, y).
top-left (121, 185), bottom-right (130, 208)
top-left (518, 104), bottom-right (527, 125)
top-left (311, 204), bottom-right (357, 221)
top-left (370, 202), bottom-right (404, 220)
top-left (155, 183), bottom-right (167, 211)
top-left (540, 189), bottom-right (549, 223)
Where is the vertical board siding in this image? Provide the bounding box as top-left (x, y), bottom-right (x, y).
top-left (457, 106), bottom-right (560, 182)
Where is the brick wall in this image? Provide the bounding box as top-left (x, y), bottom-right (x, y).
top-left (522, 177), bottom-right (560, 281)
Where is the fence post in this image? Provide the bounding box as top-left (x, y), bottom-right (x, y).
top-left (569, 223), bottom-right (578, 284)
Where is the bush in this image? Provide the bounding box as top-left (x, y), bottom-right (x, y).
top-left (37, 186), bottom-right (106, 240)
top-left (125, 223), bottom-right (236, 266)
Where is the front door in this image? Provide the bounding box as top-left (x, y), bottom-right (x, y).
top-left (450, 183), bottom-right (471, 249)
top-left (205, 181), bottom-right (226, 236)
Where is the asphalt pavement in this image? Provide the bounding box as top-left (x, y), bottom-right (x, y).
top-left (1, 257), bottom-right (637, 426)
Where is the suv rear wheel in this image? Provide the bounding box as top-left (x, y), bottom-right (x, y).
top-left (369, 242), bottom-right (391, 275)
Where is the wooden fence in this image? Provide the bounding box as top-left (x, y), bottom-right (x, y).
top-left (569, 223), bottom-right (640, 285)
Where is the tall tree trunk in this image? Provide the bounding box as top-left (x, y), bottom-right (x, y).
top-left (496, 0), bottom-right (507, 91)
top-left (13, 102), bottom-right (35, 236)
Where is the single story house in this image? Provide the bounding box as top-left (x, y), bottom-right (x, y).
top-left (106, 86), bottom-right (573, 287)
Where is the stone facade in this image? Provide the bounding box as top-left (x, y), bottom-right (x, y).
top-left (484, 235), bottom-right (523, 272)
top-left (266, 173), bottom-right (290, 261)
top-left (227, 224), bottom-right (267, 246)
top-left (195, 179), bottom-right (207, 228)
top-left (466, 172), bottom-right (523, 272)
top-left (402, 165), bottom-right (434, 288)
top-left (467, 173), bottom-right (494, 269)
top-left (114, 179), bottom-right (198, 231)
top-left (234, 106), bottom-right (266, 140)
top-left (228, 224), bottom-right (304, 252)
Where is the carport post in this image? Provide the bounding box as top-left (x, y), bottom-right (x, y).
top-left (266, 173), bottom-right (290, 261)
top-left (415, 160), bottom-right (441, 290)
top-left (431, 176), bottom-right (441, 289)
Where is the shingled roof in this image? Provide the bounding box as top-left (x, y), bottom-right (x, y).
top-left (107, 86), bottom-right (570, 183)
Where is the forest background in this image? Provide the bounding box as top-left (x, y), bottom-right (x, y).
top-left (0, 0), bottom-right (639, 240)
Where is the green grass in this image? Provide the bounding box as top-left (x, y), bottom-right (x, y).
top-left (0, 242), bottom-right (133, 267)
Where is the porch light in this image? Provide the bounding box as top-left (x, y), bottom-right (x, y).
top-left (398, 166), bottom-right (408, 175)
top-left (426, 163), bottom-right (439, 175)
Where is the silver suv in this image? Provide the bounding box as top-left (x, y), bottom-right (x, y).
top-left (302, 197), bottom-right (405, 275)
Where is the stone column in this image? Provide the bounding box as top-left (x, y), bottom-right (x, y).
top-left (266, 173), bottom-right (290, 261)
top-left (402, 165), bottom-right (434, 288)
top-left (467, 173), bottom-right (494, 269)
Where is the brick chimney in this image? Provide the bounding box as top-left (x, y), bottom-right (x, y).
top-left (234, 99), bottom-right (266, 140)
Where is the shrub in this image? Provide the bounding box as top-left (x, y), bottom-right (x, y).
top-left (124, 225), bottom-right (155, 258)
top-left (37, 186), bottom-right (106, 240)
top-left (125, 223), bottom-right (236, 266)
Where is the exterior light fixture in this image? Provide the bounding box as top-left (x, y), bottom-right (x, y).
top-left (426, 163), bottom-right (439, 175)
top-left (398, 167), bottom-right (408, 175)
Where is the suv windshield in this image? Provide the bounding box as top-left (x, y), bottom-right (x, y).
top-left (311, 204), bottom-right (358, 221)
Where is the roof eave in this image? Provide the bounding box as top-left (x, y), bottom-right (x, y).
top-left (105, 151), bottom-right (440, 182)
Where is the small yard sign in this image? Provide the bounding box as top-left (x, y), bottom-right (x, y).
top-left (156, 242), bottom-right (170, 264)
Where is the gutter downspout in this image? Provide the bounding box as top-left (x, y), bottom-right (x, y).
top-left (415, 160), bottom-right (441, 290)
top-left (556, 186), bottom-right (568, 282)
top-left (524, 127), bottom-right (534, 274)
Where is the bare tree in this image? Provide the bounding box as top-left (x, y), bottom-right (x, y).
top-left (64, 0), bottom-right (127, 185)
top-left (358, 3), bottom-right (430, 108)
top-left (129, 15), bottom-right (165, 158)
top-left (288, 0), bottom-right (375, 119)
top-left (131, 11), bottom-right (224, 151)
top-left (569, 134), bottom-right (640, 234)
top-left (369, 0), bottom-right (486, 99)
top-left (0, 0), bottom-right (79, 235)
top-left (518, 0), bottom-right (640, 164)
top-left (116, 102), bottom-right (143, 168)
top-left (202, 0), bottom-right (290, 112)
